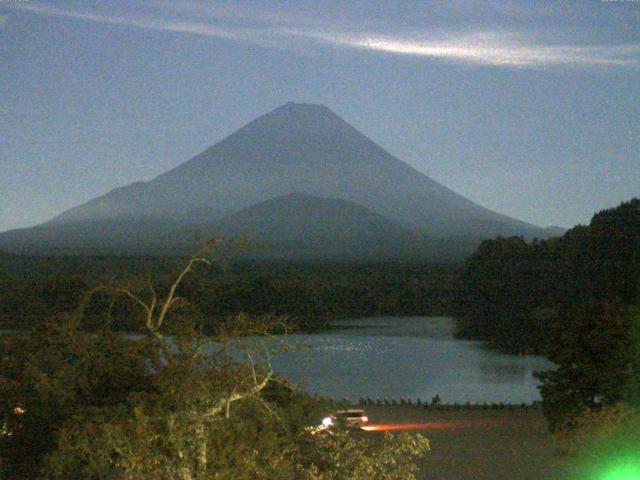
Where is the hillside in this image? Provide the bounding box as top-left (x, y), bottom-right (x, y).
top-left (212, 193), bottom-right (440, 260)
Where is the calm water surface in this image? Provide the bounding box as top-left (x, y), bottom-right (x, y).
top-left (269, 317), bottom-right (553, 404)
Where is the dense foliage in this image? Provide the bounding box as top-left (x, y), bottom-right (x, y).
top-left (536, 302), bottom-right (640, 431)
top-left (0, 258), bottom-right (456, 332)
top-left (456, 198), bottom-right (640, 354)
top-left (456, 198), bottom-right (640, 430)
top-left (0, 256), bottom-right (430, 479)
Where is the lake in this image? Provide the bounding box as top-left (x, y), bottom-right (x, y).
top-left (268, 317), bottom-right (553, 404)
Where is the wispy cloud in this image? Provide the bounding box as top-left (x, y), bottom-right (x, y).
top-left (10, 2), bottom-right (640, 69)
top-left (13, 3), bottom-right (245, 40)
top-left (329, 32), bottom-right (640, 67)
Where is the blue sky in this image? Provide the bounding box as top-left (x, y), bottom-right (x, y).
top-left (1, 0), bottom-right (638, 232)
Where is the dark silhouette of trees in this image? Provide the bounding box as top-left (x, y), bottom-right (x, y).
top-left (0, 259), bottom-right (456, 332)
top-left (456, 198), bottom-right (640, 430)
top-left (535, 302), bottom-right (639, 431)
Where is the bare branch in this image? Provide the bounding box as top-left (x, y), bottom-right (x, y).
top-left (225, 385), bottom-right (238, 419)
top-left (250, 393), bottom-right (281, 422)
top-left (113, 288), bottom-right (152, 318)
top-left (156, 256), bottom-right (210, 330)
top-left (247, 350), bottom-right (259, 386)
top-left (203, 370), bottom-right (274, 419)
top-left (147, 281), bottom-right (157, 303)
top-left (264, 346), bottom-right (273, 373)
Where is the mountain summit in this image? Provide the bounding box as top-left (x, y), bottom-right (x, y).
top-left (0, 102), bottom-right (544, 258)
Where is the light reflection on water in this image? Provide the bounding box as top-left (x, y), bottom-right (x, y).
top-left (268, 317), bottom-right (554, 404)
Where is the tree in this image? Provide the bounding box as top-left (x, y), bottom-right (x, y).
top-left (1, 249), bottom-right (430, 479)
top-left (0, 319), bottom-right (154, 478)
top-left (455, 198), bottom-right (640, 356)
top-left (535, 303), bottom-right (640, 432)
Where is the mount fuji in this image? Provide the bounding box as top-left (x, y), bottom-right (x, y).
top-left (0, 102), bottom-right (545, 259)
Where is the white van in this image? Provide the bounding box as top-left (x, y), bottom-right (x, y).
top-left (321, 409), bottom-right (369, 429)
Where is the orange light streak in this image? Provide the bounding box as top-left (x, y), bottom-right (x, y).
top-left (360, 419), bottom-right (507, 432)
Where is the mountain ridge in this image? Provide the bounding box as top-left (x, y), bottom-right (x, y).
top-left (1, 102), bottom-right (546, 259)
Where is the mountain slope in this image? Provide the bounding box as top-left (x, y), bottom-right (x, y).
top-left (49, 102), bottom-right (543, 238)
top-left (0, 102), bottom-right (545, 258)
top-left (0, 217), bottom-right (200, 255)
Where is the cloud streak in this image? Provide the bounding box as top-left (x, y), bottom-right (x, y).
top-left (11, 2), bottom-right (640, 68)
top-left (334, 33), bottom-right (640, 67)
top-left (13, 3), bottom-right (246, 41)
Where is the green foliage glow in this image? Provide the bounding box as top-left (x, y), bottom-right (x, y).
top-left (557, 405), bottom-right (640, 480)
top-left (598, 458), bottom-right (640, 480)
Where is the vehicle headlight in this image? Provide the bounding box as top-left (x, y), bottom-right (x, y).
top-left (322, 416), bottom-right (333, 426)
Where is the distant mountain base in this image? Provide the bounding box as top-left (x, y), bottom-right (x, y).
top-left (0, 194), bottom-right (483, 262)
